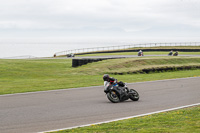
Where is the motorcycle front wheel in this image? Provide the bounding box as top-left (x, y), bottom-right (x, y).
top-left (107, 91), bottom-right (120, 103)
top-left (129, 89), bottom-right (139, 101)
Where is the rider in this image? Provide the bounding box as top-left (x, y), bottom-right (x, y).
top-left (173, 51), bottom-right (178, 56)
top-left (138, 50), bottom-right (143, 56)
top-left (168, 50), bottom-right (173, 56)
top-left (103, 74), bottom-right (125, 87)
top-left (103, 74), bottom-right (129, 97)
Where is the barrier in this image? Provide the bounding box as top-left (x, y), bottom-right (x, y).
top-left (72, 57), bottom-right (124, 67)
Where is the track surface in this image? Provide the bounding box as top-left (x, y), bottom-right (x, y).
top-left (0, 77), bottom-right (199, 133)
top-left (77, 54), bottom-right (200, 58)
top-left (30, 54), bottom-right (200, 59)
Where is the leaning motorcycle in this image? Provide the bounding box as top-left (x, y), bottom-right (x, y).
top-left (104, 81), bottom-right (139, 103)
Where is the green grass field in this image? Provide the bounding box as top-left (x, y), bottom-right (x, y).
top-left (54, 105), bottom-right (200, 133)
top-left (0, 56), bottom-right (200, 95)
top-left (73, 56), bottom-right (200, 74)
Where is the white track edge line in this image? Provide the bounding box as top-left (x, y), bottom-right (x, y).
top-left (39, 103), bottom-right (200, 133)
top-left (1, 77), bottom-right (199, 97)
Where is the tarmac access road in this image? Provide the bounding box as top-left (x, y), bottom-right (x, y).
top-left (0, 77), bottom-right (200, 133)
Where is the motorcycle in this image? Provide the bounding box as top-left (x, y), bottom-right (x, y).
top-left (66, 53), bottom-right (75, 57)
top-left (168, 52), bottom-right (178, 56)
top-left (173, 52), bottom-right (178, 56)
top-left (168, 52), bottom-right (173, 56)
top-left (138, 52), bottom-right (144, 56)
top-left (104, 81), bottom-right (139, 103)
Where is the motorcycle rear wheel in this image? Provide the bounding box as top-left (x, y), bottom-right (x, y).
top-left (129, 89), bottom-right (139, 101)
top-left (107, 91), bottom-right (120, 103)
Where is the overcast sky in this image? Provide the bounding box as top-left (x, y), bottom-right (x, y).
top-left (0, 0), bottom-right (200, 40)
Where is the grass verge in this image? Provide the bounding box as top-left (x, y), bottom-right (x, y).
top-left (54, 105), bottom-right (200, 133)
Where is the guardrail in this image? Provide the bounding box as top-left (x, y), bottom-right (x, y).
top-left (54, 42), bottom-right (200, 57)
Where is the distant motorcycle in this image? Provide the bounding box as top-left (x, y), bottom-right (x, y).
top-left (168, 52), bottom-right (173, 56)
top-left (138, 52), bottom-right (144, 56)
top-left (173, 52), bottom-right (178, 56)
top-left (66, 53), bottom-right (75, 57)
top-left (168, 51), bottom-right (178, 56)
top-left (104, 81), bottom-right (139, 103)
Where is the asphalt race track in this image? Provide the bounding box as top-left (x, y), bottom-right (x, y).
top-left (0, 77), bottom-right (199, 133)
top-left (53, 54), bottom-right (200, 59)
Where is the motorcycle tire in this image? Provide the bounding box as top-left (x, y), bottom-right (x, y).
top-left (129, 89), bottom-right (139, 101)
top-left (107, 91), bottom-right (120, 103)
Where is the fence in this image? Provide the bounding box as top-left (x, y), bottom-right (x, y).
top-left (54, 42), bottom-right (200, 57)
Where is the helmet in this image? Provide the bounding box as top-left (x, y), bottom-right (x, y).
top-left (103, 74), bottom-right (110, 81)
